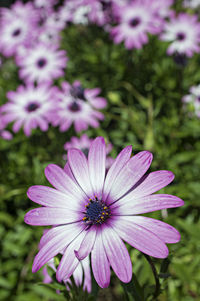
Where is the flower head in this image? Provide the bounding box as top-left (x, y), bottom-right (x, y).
top-left (16, 43), bottom-right (67, 84)
top-left (25, 137), bottom-right (184, 288)
top-left (54, 81), bottom-right (106, 132)
top-left (111, 0), bottom-right (163, 49)
top-left (160, 13), bottom-right (200, 57)
top-left (1, 83), bottom-right (58, 136)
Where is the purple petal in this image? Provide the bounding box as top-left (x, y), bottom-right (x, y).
top-left (110, 217), bottom-right (169, 258)
top-left (127, 216), bottom-right (180, 243)
top-left (91, 227), bottom-right (110, 288)
top-left (24, 207), bottom-right (80, 226)
top-left (56, 230), bottom-right (86, 282)
top-left (101, 225), bottom-right (132, 283)
top-left (128, 170), bottom-right (175, 198)
top-left (33, 224), bottom-right (83, 272)
top-left (103, 145), bottom-right (132, 202)
top-left (45, 164), bottom-right (86, 199)
top-left (64, 162), bottom-right (76, 181)
top-left (109, 151), bottom-right (153, 202)
top-left (75, 227), bottom-right (97, 260)
top-left (113, 194), bottom-right (184, 214)
top-left (88, 137), bottom-right (106, 197)
top-left (27, 185), bottom-right (79, 209)
top-left (68, 148), bottom-right (93, 197)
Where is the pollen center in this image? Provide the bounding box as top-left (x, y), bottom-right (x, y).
top-left (129, 17), bottom-right (141, 27)
top-left (83, 197), bottom-right (111, 225)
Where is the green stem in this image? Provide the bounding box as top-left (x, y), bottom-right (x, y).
top-left (143, 254), bottom-right (160, 300)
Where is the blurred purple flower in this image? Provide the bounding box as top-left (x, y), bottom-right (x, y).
top-left (1, 83), bottom-right (58, 136)
top-left (0, 115), bottom-right (13, 140)
top-left (111, 0), bottom-right (163, 49)
top-left (16, 43), bottom-right (67, 84)
top-left (183, 0), bottom-right (200, 8)
top-left (182, 84), bottom-right (200, 117)
top-left (53, 81), bottom-right (106, 132)
top-left (160, 13), bottom-right (200, 57)
top-left (25, 137), bottom-right (184, 288)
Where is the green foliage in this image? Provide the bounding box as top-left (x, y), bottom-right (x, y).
top-left (1, 15), bottom-right (200, 301)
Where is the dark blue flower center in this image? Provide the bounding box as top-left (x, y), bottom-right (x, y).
top-left (83, 197), bottom-right (111, 225)
top-left (129, 17), bottom-right (141, 27)
top-left (37, 58), bottom-right (47, 68)
top-left (12, 28), bottom-right (21, 37)
top-left (26, 102), bottom-right (40, 112)
top-left (176, 32), bottom-right (186, 41)
top-left (68, 101), bottom-right (81, 112)
top-left (197, 96), bottom-right (200, 102)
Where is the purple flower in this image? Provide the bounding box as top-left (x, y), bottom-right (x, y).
top-left (42, 256), bottom-right (91, 292)
top-left (16, 43), bottom-right (68, 84)
top-left (53, 81), bottom-right (106, 132)
top-left (0, 17), bottom-right (36, 57)
top-left (25, 137), bottom-right (184, 288)
top-left (111, 0), bottom-right (163, 49)
top-left (1, 83), bottom-right (58, 136)
top-left (182, 84), bottom-right (200, 117)
top-left (160, 13), bottom-right (200, 57)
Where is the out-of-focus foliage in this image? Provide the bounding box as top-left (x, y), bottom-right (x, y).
top-left (1, 3), bottom-right (200, 301)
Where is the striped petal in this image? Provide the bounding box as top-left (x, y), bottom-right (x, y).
top-left (101, 225), bottom-right (132, 283)
top-left (103, 145), bottom-right (132, 202)
top-left (68, 148), bottom-right (93, 197)
top-left (75, 227), bottom-right (97, 260)
top-left (91, 227), bottom-right (110, 288)
top-left (24, 207), bottom-right (79, 226)
top-left (110, 217), bottom-right (169, 258)
top-left (88, 137), bottom-right (106, 198)
top-left (108, 151), bottom-right (153, 202)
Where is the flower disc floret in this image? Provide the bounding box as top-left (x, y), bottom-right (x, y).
top-left (83, 197), bottom-right (111, 225)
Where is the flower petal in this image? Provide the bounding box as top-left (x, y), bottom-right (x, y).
top-left (103, 145), bottom-right (132, 202)
top-left (128, 216), bottom-right (181, 243)
top-left (56, 230), bottom-right (86, 282)
top-left (75, 227), bottom-right (97, 260)
top-left (112, 194), bottom-right (184, 214)
top-left (127, 170), bottom-right (175, 198)
top-left (68, 148), bottom-right (93, 197)
top-left (27, 185), bottom-right (79, 209)
top-left (101, 225), bottom-right (132, 283)
top-left (24, 207), bottom-right (80, 226)
top-left (110, 217), bottom-right (169, 258)
top-left (109, 151), bottom-right (153, 202)
top-left (32, 224), bottom-right (83, 272)
top-left (45, 163), bottom-right (86, 199)
top-left (91, 227), bottom-right (110, 288)
top-left (88, 137), bottom-right (106, 197)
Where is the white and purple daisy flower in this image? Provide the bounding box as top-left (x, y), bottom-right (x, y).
top-left (182, 84), bottom-right (200, 117)
top-left (111, 0), bottom-right (162, 49)
top-left (42, 256), bottom-right (91, 292)
top-left (16, 43), bottom-right (67, 84)
top-left (0, 17), bottom-right (35, 57)
top-left (54, 81), bottom-right (106, 132)
top-left (25, 137), bottom-right (184, 288)
top-left (160, 13), bottom-right (200, 57)
top-left (1, 83), bottom-right (58, 136)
